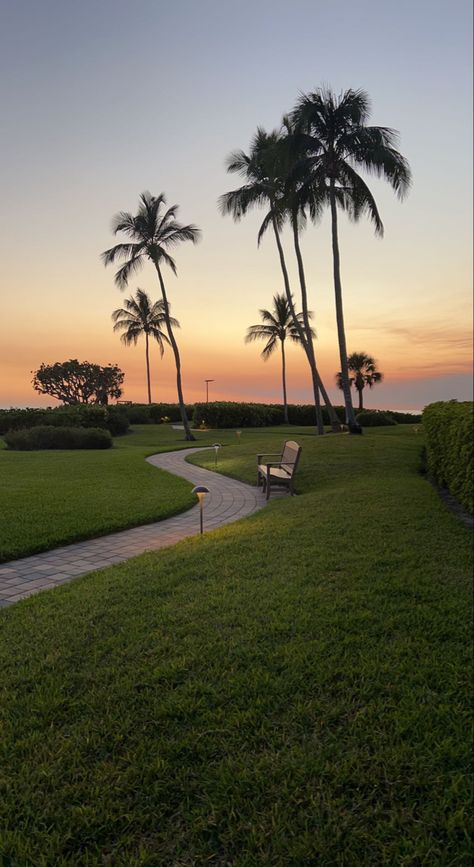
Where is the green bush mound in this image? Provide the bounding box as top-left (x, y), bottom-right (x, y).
top-left (423, 401), bottom-right (473, 514)
top-left (121, 402), bottom-right (195, 424)
top-left (0, 405), bottom-right (128, 436)
top-left (356, 410), bottom-right (397, 427)
top-left (192, 402), bottom-right (349, 429)
top-left (4, 425), bottom-right (112, 451)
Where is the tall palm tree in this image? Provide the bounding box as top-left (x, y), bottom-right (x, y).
top-left (246, 293), bottom-right (312, 423)
top-left (291, 87), bottom-right (411, 432)
top-left (219, 128), bottom-right (341, 435)
top-left (336, 352), bottom-right (383, 411)
top-left (111, 288), bottom-right (179, 405)
top-left (102, 192), bottom-right (200, 440)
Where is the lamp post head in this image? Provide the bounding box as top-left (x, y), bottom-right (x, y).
top-left (192, 485), bottom-right (210, 503)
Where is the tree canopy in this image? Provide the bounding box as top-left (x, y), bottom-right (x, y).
top-left (32, 360), bottom-right (124, 405)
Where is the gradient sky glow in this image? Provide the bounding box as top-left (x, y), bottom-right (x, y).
top-left (0, 0), bottom-right (472, 410)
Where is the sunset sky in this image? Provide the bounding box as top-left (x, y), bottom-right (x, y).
top-left (0, 0), bottom-right (472, 411)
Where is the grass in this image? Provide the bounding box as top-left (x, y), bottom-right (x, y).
top-left (0, 426), bottom-right (472, 864)
top-left (0, 424), bottom-right (212, 562)
top-left (0, 423), bottom-right (326, 562)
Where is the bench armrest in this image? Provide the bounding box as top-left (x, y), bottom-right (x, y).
top-left (257, 452), bottom-right (281, 461)
top-left (260, 461), bottom-right (298, 467)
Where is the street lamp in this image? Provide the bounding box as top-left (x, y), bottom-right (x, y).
top-left (192, 485), bottom-right (210, 534)
top-left (205, 379), bottom-right (215, 403)
top-left (212, 443), bottom-right (221, 468)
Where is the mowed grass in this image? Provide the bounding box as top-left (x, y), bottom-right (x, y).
top-left (0, 426), bottom-right (472, 864)
top-left (0, 425), bottom-right (213, 561)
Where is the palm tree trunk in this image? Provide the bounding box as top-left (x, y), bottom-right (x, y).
top-left (280, 339), bottom-right (289, 424)
top-left (358, 387), bottom-right (363, 411)
top-left (291, 216), bottom-right (341, 434)
top-left (154, 262), bottom-right (195, 441)
top-left (271, 211), bottom-right (338, 435)
top-left (329, 182), bottom-right (361, 433)
top-left (145, 331), bottom-right (152, 404)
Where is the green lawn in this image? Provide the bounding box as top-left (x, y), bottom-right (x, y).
top-left (0, 424), bottom-right (210, 561)
top-left (0, 426), bottom-right (472, 864)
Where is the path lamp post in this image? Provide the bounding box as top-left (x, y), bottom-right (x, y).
top-left (212, 443), bottom-right (221, 468)
top-left (236, 429), bottom-right (242, 444)
top-left (205, 379), bottom-right (215, 403)
top-left (192, 485), bottom-right (210, 535)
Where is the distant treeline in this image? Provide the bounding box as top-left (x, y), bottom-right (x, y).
top-left (0, 403), bottom-right (421, 435)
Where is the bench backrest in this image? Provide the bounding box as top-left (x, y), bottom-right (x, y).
top-left (281, 440), bottom-right (302, 476)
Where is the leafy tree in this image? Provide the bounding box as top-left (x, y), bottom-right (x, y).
top-left (246, 293), bottom-right (311, 423)
top-left (102, 192), bottom-right (200, 441)
top-left (291, 87), bottom-right (411, 432)
top-left (111, 288), bottom-right (178, 405)
top-left (336, 352), bottom-right (384, 411)
top-left (219, 129), bottom-right (341, 435)
top-left (32, 360), bottom-right (124, 405)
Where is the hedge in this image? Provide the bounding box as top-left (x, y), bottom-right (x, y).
top-left (422, 401), bottom-right (473, 514)
top-left (0, 405), bottom-right (129, 436)
top-left (356, 410), bottom-right (397, 427)
top-left (4, 426), bottom-right (113, 451)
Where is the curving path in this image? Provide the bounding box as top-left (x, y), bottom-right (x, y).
top-left (0, 447), bottom-right (272, 608)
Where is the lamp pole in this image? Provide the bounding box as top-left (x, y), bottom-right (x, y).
top-left (205, 379), bottom-right (215, 403)
top-left (192, 485), bottom-right (210, 534)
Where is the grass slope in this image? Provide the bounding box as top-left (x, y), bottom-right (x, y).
top-left (0, 427), bottom-right (472, 864)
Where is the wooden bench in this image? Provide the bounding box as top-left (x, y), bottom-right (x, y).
top-left (257, 440), bottom-right (302, 500)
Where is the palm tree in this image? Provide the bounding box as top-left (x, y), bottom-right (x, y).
top-left (219, 128), bottom-right (341, 435)
top-left (246, 293), bottom-right (311, 423)
top-left (291, 87), bottom-right (411, 432)
top-left (111, 288), bottom-right (179, 405)
top-left (336, 352), bottom-right (384, 411)
top-left (102, 192), bottom-right (200, 440)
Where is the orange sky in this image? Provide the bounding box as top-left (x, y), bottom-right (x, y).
top-left (0, 1), bottom-right (472, 412)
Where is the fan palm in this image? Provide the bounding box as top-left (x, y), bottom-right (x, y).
top-left (336, 352), bottom-right (383, 411)
top-left (246, 293), bottom-right (312, 423)
top-left (219, 128), bottom-right (340, 435)
top-left (111, 289), bottom-right (179, 405)
top-left (291, 87), bottom-right (411, 432)
top-left (102, 192), bottom-right (200, 440)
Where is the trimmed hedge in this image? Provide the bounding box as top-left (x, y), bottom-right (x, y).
top-left (423, 401), bottom-right (473, 514)
top-left (0, 405), bottom-right (129, 436)
top-left (356, 410), bottom-right (397, 427)
top-left (4, 426), bottom-right (113, 451)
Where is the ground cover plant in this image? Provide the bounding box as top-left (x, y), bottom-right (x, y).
top-left (0, 425), bottom-right (206, 562)
top-left (0, 426), bottom-right (472, 864)
top-left (0, 424), bottom-right (317, 562)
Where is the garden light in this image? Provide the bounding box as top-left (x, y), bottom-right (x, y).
top-left (212, 443), bottom-right (221, 468)
top-left (191, 485), bottom-right (210, 534)
top-left (236, 430), bottom-right (242, 444)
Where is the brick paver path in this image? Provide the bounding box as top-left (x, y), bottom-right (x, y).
top-left (0, 447), bottom-right (270, 608)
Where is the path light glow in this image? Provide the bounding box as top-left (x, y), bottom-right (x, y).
top-left (212, 443), bottom-right (221, 468)
top-left (191, 485), bottom-right (210, 535)
top-left (236, 430), bottom-right (242, 444)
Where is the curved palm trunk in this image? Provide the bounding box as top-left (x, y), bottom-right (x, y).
top-left (329, 182), bottom-right (361, 433)
top-left (154, 262), bottom-right (195, 441)
top-left (280, 339), bottom-right (289, 424)
top-left (145, 331), bottom-right (152, 404)
top-left (291, 217), bottom-right (342, 434)
top-left (270, 210), bottom-right (338, 436)
top-left (358, 387), bottom-right (364, 411)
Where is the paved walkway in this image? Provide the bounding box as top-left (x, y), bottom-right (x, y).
top-left (0, 448), bottom-right (269, 608)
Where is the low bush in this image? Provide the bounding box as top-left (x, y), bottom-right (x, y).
top-left (4, 426), bottom-right (112, 451)
top-left (356, 410), bottom-right (397, 427)
top-left (0, 405), bottom-right (128, 436)
top-left (423, 401), bottom-right (473, 514)
top-left (386, 410), bottom-right (422, 424)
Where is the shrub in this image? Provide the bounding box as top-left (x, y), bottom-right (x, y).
top-left (423, 401), bottom-right (473, 514)
top-left (192, 402), bottom-right (284, 429)
top-left (0, 405), bottom-right (128, 436)
top-left (386, 410), bottom-right (422, 424)
top-left (356, 410), bottom-right (397, 427)
top-left (105, 406), bottom-right (130, 436)
top-left (4, 426), bottom-right (112, 451)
